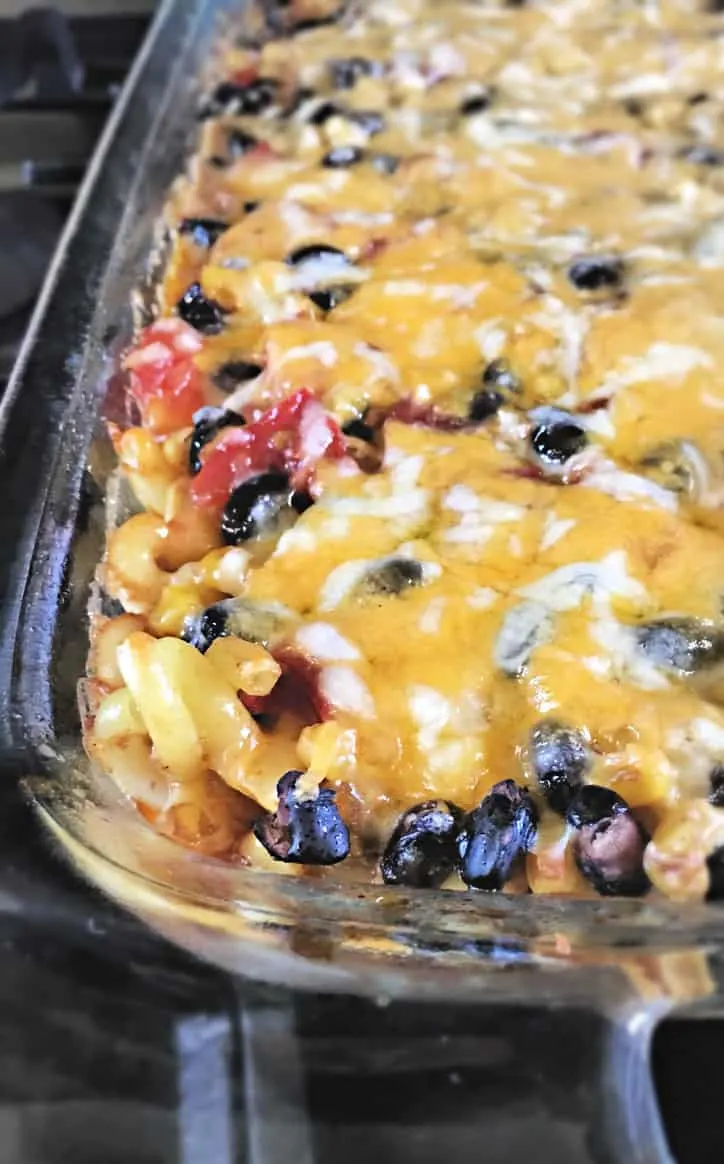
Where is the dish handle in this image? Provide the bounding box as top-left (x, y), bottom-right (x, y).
top-left (231, 976), bottom-right (680, 1164)
top-left (559, 991), bottom-right (673, 1164)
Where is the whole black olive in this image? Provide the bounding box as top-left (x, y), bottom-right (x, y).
top-left (457, 780), bottom-right (538, 890)
top-left (176, 282), bottom-right (226, 335)
top-left (292, 13), bottom-right (340, 32)
top-left (182, 597), bottom-right (294, 653)
top-left (286, 243), bottom-right (349, 268)
top-left (322, 145), bottom-right (365, 168)
top-left (380, 800), bottom-right (463, 887)
top-left (707, 845), bottom-right (724, 899)
top-left (469, 358), bottom-right (521, 421)
top-left (329, 56), bottom-right (377, 90)
top-left (201, 76), bottom-right (279, 119)
top-left (291, 491), bottom-right (314, 514)
top-left (286, 244), bottom-right (356, 311)
top-left (308, 100), bottom-right (344, 125)
top-left (182, 601), bottom-right (230, 653)
top-left (709, 766), bottom-right (724, 808)
top-left (567, 255), bottom-right (625, 292)
top-left (634, 618), bottom-right (724, 677)
top-left (309, 286), bottom-right (356, 311)
top-left (566, 785), bottom-right (650, 897)
top-left (213, 360), bottom-right (264, 393)
top-left (221, 471), bottom-right (295, 544)
top-left (484, 358), bottom-right (520, 394)
top-left (188, 407), bottom-right (245, 475)
top-left (528, 406), bottom-right (588, 467)
top-left (254, 771), bottom-right (350, 865)
top-left (460, 92), bottom-right (492, 115)
top-left (342, 413), bottom-right (376, 443)
top-left (468, 389), bottom-right (502, 422)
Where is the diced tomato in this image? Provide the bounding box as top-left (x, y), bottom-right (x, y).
top-left (576, 396), bottom-right (611, 414)
top-left (240, 646), bottom-right (330, 725)
top-left (503, 464), bottom-right (546, 481)
top-left (124, 319), bottom-right (206, 433)
top-left (135, 800), bottom-right (160, 826)
top-left (240, 692), bottom-right (269, 718)
top-left (229, 66), bottom-right (258, 88)
top-left (191, 388), bottom-right (347, 508)
top-left (358, 237), bottom-right (391, 263)
top-left (295, 395), bottom-right (347, 476)
top-left (248, 141), bottom-right (276, 162)
top-left (275, 646), bottom-right (333, 722)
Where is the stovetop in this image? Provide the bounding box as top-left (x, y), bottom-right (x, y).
top-left (0, 4), bottom-right (721, 1162)
top-left (0, 0), bottom-right (154, 385)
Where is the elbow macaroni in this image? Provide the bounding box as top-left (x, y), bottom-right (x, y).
top-left (117, 632), bottom-right (261, 792)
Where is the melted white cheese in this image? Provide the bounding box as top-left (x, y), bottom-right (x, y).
top-left (584, 459), bottom-right (678, 512)
top-left (594, 343), bottom-right (713, 401)
top-left (319, 667), bottom-right (375, 718)
top-left (296, 623), bottom-right (361, 661)
top-left (442, 488), bottom-right (526, 545)
top-left (540, 514), bottom-right (576, 551)
top-left (517, 550), bottom-right (649, 612)
top-left (318, 555), bottom-right (441, 611)
top-left (419, 598), bottom-right (447, 634)
top-left (279, 341), bottom-right (340, 367)
top-left (666, 718), bottom-right (724, 797)
top-left (408, 685), bottom-right (452, 752)
top-left (467, 586), bottom-right (498, 610)
top-left (585, 613), bottom-right (670, 691)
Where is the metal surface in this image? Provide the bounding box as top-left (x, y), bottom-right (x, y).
top-left (0, 1), bottom-right (155, 15)
top-left (0, 4), bottom-right (153, 383)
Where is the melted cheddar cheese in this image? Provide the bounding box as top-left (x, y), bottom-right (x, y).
top-left (87, 0), bottom-right (724, 901)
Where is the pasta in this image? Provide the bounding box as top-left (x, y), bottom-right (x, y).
top-left (85, 0), bottom-right (724, 899)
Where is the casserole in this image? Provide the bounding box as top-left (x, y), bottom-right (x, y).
top-left (2, 2), bottom-right (724, 1159)
top-left (81, 0), bottom-right (724, 903)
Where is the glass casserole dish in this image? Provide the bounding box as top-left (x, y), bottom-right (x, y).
top-left (3, 3), bottom-right (724, 1158)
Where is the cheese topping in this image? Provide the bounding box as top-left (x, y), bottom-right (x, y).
top-left (88, 0), bottom-right (724, 902)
